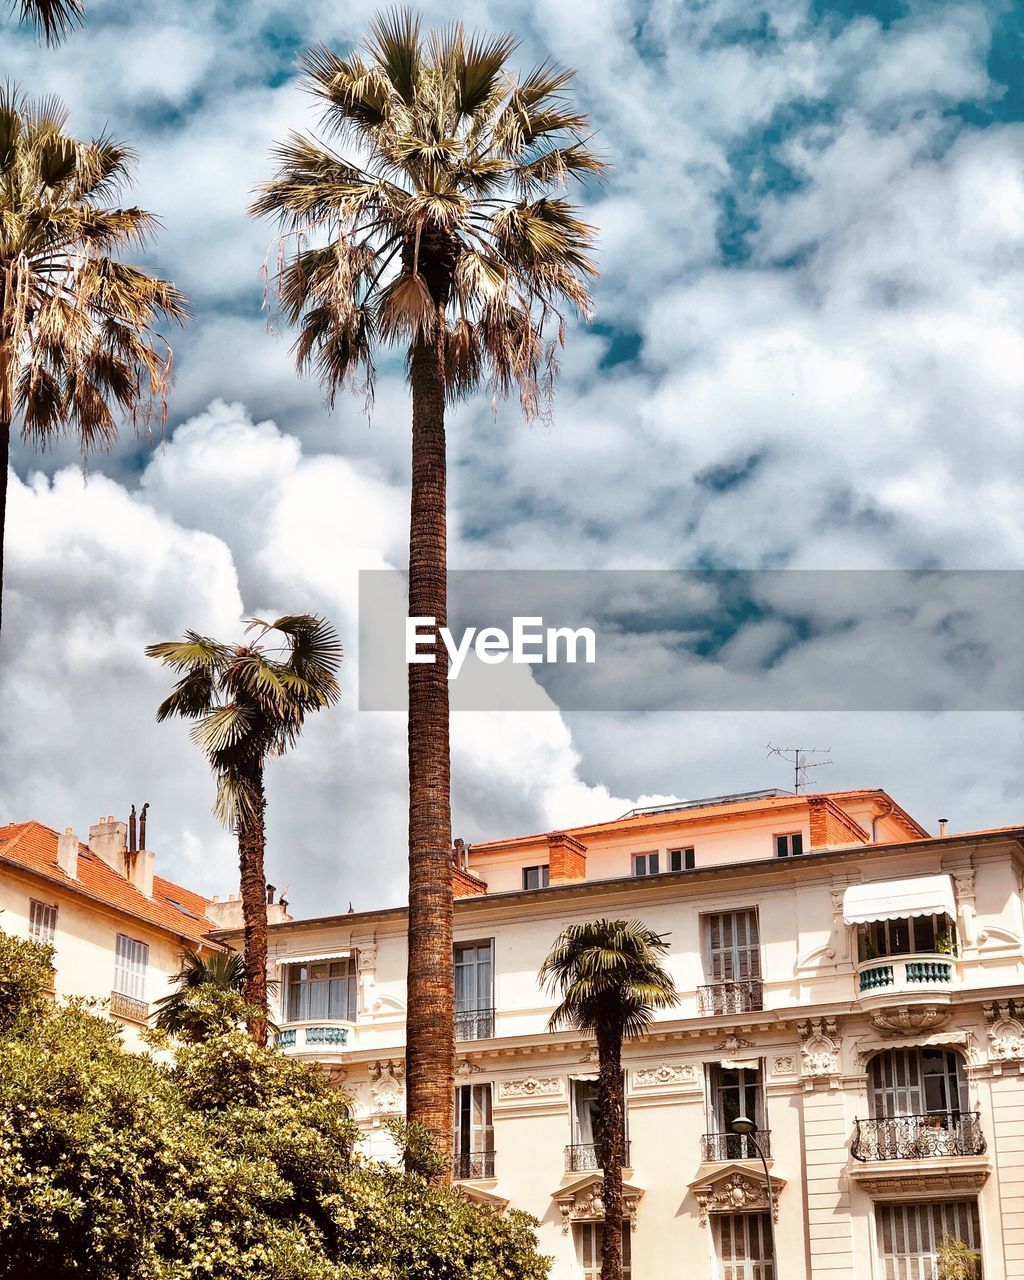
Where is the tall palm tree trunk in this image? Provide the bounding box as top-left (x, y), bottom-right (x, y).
top-left (598, 1025), bottom-right (625, 1280)
top-left (237, 771), bottom-right (269, 1046)
top-left (405, 313), bottom-right (454, 1170)
top-left (0, 413), bottom-right (9, 640)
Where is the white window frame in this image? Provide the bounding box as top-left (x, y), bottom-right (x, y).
top-left (113, 933), bottom-right (149, 1000)
top-left (703, 909), bottom-right (761, 983)
top-left (284, 957), bottom-right (357, 1022)
top-left (715, 1211), bottom-right (774, 1279)
top-left (576, 1221), bottom-right (631, 1280)
top-left (669, 847), bottom-right (695, 871)
top-left (773, 832), bottom-right (804, 857)
top-left (632, 851), bottom-right (660, 877)
top-left (454, 1082), bottom-right (494, 1168)
top-left (522, 864), bottom-right (550, 890)
top-left (29, 899), bottom-right (58, 944)
top-left (876, 1199), bottom-right (981, 1279)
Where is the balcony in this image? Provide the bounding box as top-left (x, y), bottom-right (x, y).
top-left (701, 1130), bottom-right (771, 1162)
top-left (856, 954), bottom-right (956, 1006)
top-left (565, 1141), bottom-right (631, 1172)
top-left (455, 1007), bottom-right (495, 1041)
top-left (453, 1150), bottom-right (495, 1180)
top-left (275, 1021), bottom-right (351, 1052)
top-left (697, 979), bottom-right (764, 1016)
top-left (852, 1113), bottom-right (986, 1162)
top-left (109, 990), bottom-right (148, 1025)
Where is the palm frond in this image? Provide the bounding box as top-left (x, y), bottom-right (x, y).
top-left (17, 0), bottom-right (83, 45)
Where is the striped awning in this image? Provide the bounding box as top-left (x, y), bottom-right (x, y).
top-left (274, 951), bottom-right (352, 967)
top-left (842, 875), bottom-right (956, 925)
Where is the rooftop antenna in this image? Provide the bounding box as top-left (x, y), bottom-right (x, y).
top-left (767, 743), bottom-right (832, 794)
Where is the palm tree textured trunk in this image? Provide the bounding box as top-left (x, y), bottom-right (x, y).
top-left (598, 1024), bottom-right (625, 1280)
top-left (405, 306), bottom-right (454, 1171)
top-left (237, 771), bottom-right (269, 1046)
top-left (0, 413), bottom-right (10, 641)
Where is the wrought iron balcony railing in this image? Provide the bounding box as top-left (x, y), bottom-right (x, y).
top-left (455, 1007), bottom-right (495, 1041)
top-left (852, 1112), bottom-right (986, 1162)
top-left (453, 1150), bottom-right (496, 1180)
top-left (110, 990), bottom-right (148, 1024)
top-left (701, 1129), bottom-right (772, 1162)
top-left (697, 979), bottom-right (764, 1015)
top-left (564, 1141), bottom-right (631, 1172)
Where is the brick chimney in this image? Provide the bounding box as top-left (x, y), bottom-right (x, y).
top-left (547, 832), bottom-right (587, 883)
top-left (89, 816), bottom-right (128, 873)
top-left (56, 827), bottom-right (79, 879)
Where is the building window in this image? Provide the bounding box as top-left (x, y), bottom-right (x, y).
top-left (113, 933), bottom-right (149, 1000)
top-left (285, 957), bottom-right (357, 1022)
top-left (670, 847), bottom-right (695, 871)
top-left (705, 1063), bottom-right (767, 1161)
top-left (700, 909), bottom-right (763, 1013)
top-left (522, 864), bottom-right (550, 890)
top-left (454, 1082), bottom-right (494, 1179)
top-left (876, 1201), bottom-right (981, 1279)
top-left (854, 1049), bottom-right (980, 1160)
top-left (773, 832), bottom-right (803, 857)
top-left (455, 940), bottom-right (494, 1039)
top-left (29, 899), bottom-right (57, 944)
top-left (569, 1076), bottom-right (627, 1170)
top-left (857, 913), bottom-right (956, 961)
top-left (632, 851), bottom-right (659, 876)
top-left (576, 1221), bottom-right (631, 1280)
top-left (715, 1212), bottom-right (774, 1279)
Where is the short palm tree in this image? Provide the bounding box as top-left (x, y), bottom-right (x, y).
top-left (541, 920), bottom-right (678, 1280)
top-left (0, 87), bottom-right (188, 636)
top-left (14, 0), bottom-right (83, 43)
top-left (252, 7), bottom-right (603, 1159)
top-left (152, 949), bottom-right (246, 1043)
top-left (146, 615), bottom-right (342, 1045)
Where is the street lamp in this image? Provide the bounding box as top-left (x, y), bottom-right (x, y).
top-left (731, 1114), bottom-right (777, 1277)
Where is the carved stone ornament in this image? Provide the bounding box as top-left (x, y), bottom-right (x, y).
top-left (367, 1059), bottom-right (405, 1114)
top-left (870, 1006), bottom-right (953, 1035)
top-left (692, 1172), bottom-right (782, 1227)
top-left (772, 1056), bottom-right (795, 1076)
top-left (714, 1033), bottom-right (754, 1053)
top-left (797, 1017), bottom-right (841, 1081)
top-left (455, 1057), bottom-right (483, 1076)
top-left (356, 944), bottom-right (377, 973)
top-left (553, 1176), bottom-right (643, 1234)
top-left (985, 1002), bottom-right (1024, 1070)
top-left (498, 1076), bottom-right (563, 1099)
top-left (632, 1063), bottom-right (698, 1088)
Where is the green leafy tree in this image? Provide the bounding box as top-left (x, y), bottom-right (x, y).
top-left (252, 6), bottom-right (603, 1159)
top-left (0, 930), bottom-right (53, 1034)
top-left (0, 87), bottom-right (188, 636)
top-left (937, 1236), bottom-right (980, 1280)
top-left (146, 615), bottom-right (341, 1045)
top-left (541, 919), bottom-right (678, 1280)
top-left (152, 949), bottom-right (254, 1043)
top-left (0, 941), bottom-right (551, 1280)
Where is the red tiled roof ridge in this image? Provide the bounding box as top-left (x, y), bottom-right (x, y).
top-left (0, 818), bottom-right (216, 944)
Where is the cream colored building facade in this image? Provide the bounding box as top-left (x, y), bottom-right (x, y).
top-left (224, 787), bottom-right (1024, 1279)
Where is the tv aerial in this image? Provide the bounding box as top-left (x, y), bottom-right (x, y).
top-left (767, 743), bottom-right (832, 794)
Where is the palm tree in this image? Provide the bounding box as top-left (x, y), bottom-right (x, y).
top-left (146, 615), bottom-right (342, 1045)
top-left (252, 7), bottom-right (603, 1160)
top-left (152, 949), bottom-right (246, 1043)
top-left (541, 920), bottom-right (678, 1280)
top-left (14, 0), bottom-right (83, 43)
top-left (0, 87), bottom-right (187, 638)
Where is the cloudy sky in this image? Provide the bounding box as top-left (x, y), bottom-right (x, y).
top-left (2, 0), bottom-right (1023, 912)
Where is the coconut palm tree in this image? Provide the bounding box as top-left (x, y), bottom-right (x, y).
top-left (146, 615), bottom-right (342, 1045)
top-left (14, 0), bottom-right (83, 43)
top-left (0, 87), bottom-right (187, 638)
top-left (152, 949), bottom-right (247, 1043)
top-left (252, 7), bottom-right (603, 1159)
top-left (541, 920), bottom-right (678, 1280)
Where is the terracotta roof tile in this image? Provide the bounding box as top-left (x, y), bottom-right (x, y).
top-left (0, 820), bottom-right (214, 943)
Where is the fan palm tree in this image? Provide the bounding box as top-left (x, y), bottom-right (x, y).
top-left (541, 920), bottom-right (678, 1280)
top-left (152, 949), bottom-right (246, 1043)
top-left (14, 0), bottom-right (83, 43)
top-left (0, 86), bottom-right (187, 638)
top-left (146, 615), bottom-right (342, 1045)
top-left (252, 7), bottom-right (603, 1159)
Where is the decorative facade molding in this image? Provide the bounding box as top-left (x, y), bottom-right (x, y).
top-left (985, 1001), bottom-right (1024, 1073)
top-left (771, 1055), bottom-right (795, 1076)
top-left (367, 1058), bottom-right (405, 1114)
top-left (498, 1076), bottom-right (563, 1099)
top-left (850, 1161), bottom-right (990, 1198)
top-left (552, 1175), bottom-right (643, 1234)
top-left (797, 1017), bottom-right (841, 1088)
top-left (632, 1063), bottom-right (698, 1088)
top-left (869, 1006), bottom-right (953, 1035)
top-left (456, 1057), bottom-right (484, 1076)
top-left (688, 1166), bottom-right (785, 1227)
top-left (713, 1033), bottom-right (755, 1054)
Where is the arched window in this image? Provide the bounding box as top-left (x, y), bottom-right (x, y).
top-left (868, 1047), bottom-right (968, 1119)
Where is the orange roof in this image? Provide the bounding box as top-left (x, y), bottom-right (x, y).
top-left (0, 821), bottom-right (215, 944)
top-left (470, 788), bottom-right (928, 854)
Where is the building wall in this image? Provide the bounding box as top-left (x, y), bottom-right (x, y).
top-left (0, 864), bottom-right (196, 1049)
